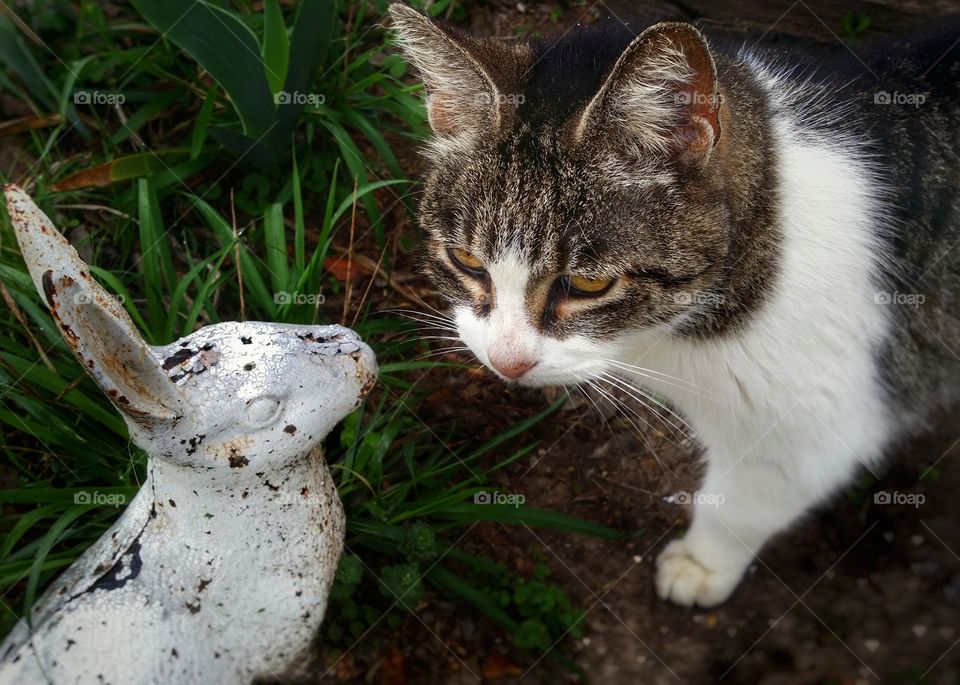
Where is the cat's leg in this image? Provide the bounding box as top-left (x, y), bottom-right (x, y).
top-left (654, 450), bottom-right (858, 607)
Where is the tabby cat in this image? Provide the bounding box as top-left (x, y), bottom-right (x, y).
top-left (389, 4), bottom-right (960, 606)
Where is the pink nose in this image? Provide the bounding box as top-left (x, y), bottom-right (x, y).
top-left (488, 355), bottom-right (536, 380)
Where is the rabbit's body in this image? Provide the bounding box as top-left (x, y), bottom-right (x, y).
top-left (2, 448), bottom-right (343, 684)
top-left (0, 186), bottom-right (376, 684)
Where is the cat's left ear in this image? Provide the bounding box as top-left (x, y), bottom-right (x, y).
top-left (572, 22), bottom-right (722, 167)
top-left (389, 4), bottom-right (524, 153)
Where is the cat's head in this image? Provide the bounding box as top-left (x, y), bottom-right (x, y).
top-left (391, 5), bottom-right (768, 387)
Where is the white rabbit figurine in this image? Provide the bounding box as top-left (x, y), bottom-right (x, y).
top-left (0, 185), bottom-right (377, 684)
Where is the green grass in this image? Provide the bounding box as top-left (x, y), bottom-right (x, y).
top-left (0, 0), bottom-right (616, 668)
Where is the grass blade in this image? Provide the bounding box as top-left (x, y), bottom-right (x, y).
top-left (263, 202), bottom-right (289, 296)
top-left (130, 0), bottom-right (275, 137)
top-left (262, 0), bottom-right (290, 95)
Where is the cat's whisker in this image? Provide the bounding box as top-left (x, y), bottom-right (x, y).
top-left (391, 314), bottom-right (458, 331)
top-left (400, 319), bottom-right (457, 332)
top-left (392, 293), bottom-right (455, 322)
top-left (586, 378), bottom-right (664, 439)
top-left (603, 358), bottom-right (712, 395)
top-left (389, 318), bottom-right (459, 335)
top-left (589, 388), bottom-right (682, 464)
top-left (406, 328), bottom-right (461, 341)
top-left (382, 307), bottom-right (457, 327)
top-left (570, 383), bottom-right (632, 455)
top-left (415, 346), bottom-right (473, 361)
top-left (379, 326), bottom-right (455, 348)
top-left (399, 311), bottom-right (455, 326)
top-left (599, 371), bottom-right (691, 428)
top-left (571, 379), bottom-right (611, 429)
top-left (602, 358), bottom-right (715, 399)
top-left (581, 378), bottom-right (677, 479)
top-left (601, 357), bottom-right (705, 387)
top-left (598, 371), bottom-right (693, 438)
top-left (407, 343), bottom-right (469, 360)
top-left (374, 307), bottom-right (454, 324)
top-left (575, 379), bottom-right (632, 442)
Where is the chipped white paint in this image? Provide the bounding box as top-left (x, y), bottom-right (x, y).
top-left (0, 185), bottom-right (377, 684)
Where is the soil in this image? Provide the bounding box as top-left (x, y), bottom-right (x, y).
top-left (314, 1), bottom-right (960, 683)
top-left (315, 362), bottom-right (960, 685)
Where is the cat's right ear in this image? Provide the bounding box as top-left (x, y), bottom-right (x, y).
top-left (388, 4), bottom-right (522, 153)
top-left (572, 22), bottom-right (722, 168)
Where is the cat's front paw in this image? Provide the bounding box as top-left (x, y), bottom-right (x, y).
top-left (655, 539), bottom-right (744, 607)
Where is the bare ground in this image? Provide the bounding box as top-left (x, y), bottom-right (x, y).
top-left (315, 355), bottom-right (960, 684)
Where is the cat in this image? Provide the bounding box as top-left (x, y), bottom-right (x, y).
top-left (388, 4), bottom-right (960, 607)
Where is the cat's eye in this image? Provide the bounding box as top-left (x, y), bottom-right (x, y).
top-left (448, 247), bottom-right (486, 276)
top-left (565, 275), bottom-right (615, 296)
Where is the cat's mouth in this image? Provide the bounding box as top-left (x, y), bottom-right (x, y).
top-left (482, 360), bottom-right (578, 389)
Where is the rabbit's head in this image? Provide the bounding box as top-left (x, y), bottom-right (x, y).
top-left (148, 321), bottom-right (375, 469)
top-left (5, 185), bottom-right (377, 471)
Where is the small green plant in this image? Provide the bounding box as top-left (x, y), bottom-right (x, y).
top-left (841, 11), bottom-right (872, 43)
top-left (128, 0), bottom-right (332, 168)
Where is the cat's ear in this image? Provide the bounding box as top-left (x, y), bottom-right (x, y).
top-left (388, 4), bottom-right (522, 151)
top-left (572, 22), bottom-right (722, 166)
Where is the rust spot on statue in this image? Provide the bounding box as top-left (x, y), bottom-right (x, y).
top-left (162, 348), bottom-right (194, 370)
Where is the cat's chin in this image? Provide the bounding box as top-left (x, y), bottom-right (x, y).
top-left (500, 375), bottom-right (550, 388)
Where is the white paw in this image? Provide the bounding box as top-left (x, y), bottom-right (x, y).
top-left (655, 539), bottom-right (744, 608)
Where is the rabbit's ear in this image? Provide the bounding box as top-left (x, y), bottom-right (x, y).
top-left (4, 184), bottom-right (138, 336)
top-left (5, 185), bottom-right (183, 426)
top-left (42, 273), bottom-right (184, 425)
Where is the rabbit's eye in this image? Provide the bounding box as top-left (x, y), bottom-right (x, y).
top-left (246, 397), bottom-right (282, 426)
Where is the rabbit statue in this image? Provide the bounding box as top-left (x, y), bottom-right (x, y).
top-left (0, 185), bottom-right (376, 684)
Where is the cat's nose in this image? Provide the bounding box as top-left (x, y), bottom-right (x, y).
top-left (488, 354), bottom-right (537, 380)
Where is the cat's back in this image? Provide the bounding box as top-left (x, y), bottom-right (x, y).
top-left (855, 22), bottom-right (960, 435)
top-left (758, 20), bottom-right (960, 435)
top-left (697, 21), bottom-right (960, 436)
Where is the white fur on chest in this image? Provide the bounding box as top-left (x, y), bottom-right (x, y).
top-left (621, 115), bottom-right (893, 482)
